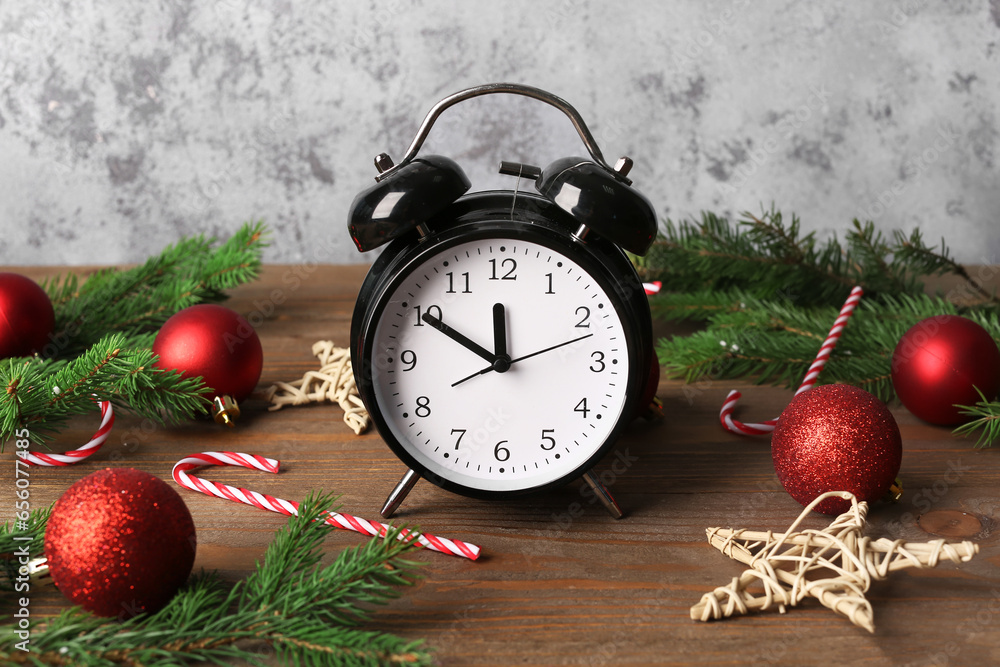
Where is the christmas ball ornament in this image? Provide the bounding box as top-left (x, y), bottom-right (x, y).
top-left (153, 304), bottom-right (263, 425)
top-left (44, 468), bottom-right (196, 618)
top-left (0, 272), bottom-right (55, 359)
top-left (771, 384), bottom-right (902, 515)
top-left (891, 315), bottom-right (1000, 425)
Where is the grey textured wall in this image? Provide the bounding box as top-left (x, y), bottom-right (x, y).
top-left (1, 1), bottom-right (998, 266)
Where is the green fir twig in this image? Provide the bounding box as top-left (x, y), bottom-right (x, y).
top-left (954, 388), bottom-right (1000, 448)
top-left (40, 221), bottom-right (268, 358)
top-left (1, 333), bottom-right (210, 446)
top-left (0, 492), bottom-right (432, 666)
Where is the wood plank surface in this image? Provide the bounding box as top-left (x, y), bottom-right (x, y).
top-left (3, 264), bottom-right (1000, 666)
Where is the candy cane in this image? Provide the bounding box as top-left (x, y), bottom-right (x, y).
top-left (23, 400), bottom-right (115, 466)
top-left (643, 281), bottom-right (662, 296)
top-left (171, 451), bottom-right (481, 561)
top-left (720, 286), bottom-right (864, 436)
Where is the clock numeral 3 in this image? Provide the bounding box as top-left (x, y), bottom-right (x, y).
top-left (446, 271), bottom-right (471, 294)
top-left (589, 351), bottom-right (605, 373)
top-left (494, 440), bottom-right (511, 461)
top-left (413, 304), bottom-right (442, 326)
top-left (415, 396), bottom-right (431, 418)
top-left (400, 349), bottom-right (417, 371)
top-left (489, 258), bottom-right (517, 280)
top-left (574, 397), bottom-right (590, 418)
top-left (540, 429), bottom-right (556, 450)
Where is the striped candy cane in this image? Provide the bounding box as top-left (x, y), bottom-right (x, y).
top-left (22, 400), bottom-right (115, 466)
top-left (171, 451), bottom-right (481, 561)
top-left (720, 286), bottom-right (864, 436)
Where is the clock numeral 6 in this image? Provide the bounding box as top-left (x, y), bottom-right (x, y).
top-left (400, 349), bottom-right (417, 371)
top-left (413, 304), bottom-right (442, 326)
top-left (589, 351), bottom-right (605, 373)
top-left (494, 440), bottom-right (510, 461)
top-left (574, 397), bottom-right (590, 418)
top-left (415, 396), bottom-right (431, 418)
top-left (489, 258), bottom-right (517, 280)
top-left (540, 429), bottom-right (556, 450)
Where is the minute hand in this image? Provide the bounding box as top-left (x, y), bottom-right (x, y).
top-left (508, 332), bottom-right (594, 365)
top-left (451, 332), bottom-right (594, 387)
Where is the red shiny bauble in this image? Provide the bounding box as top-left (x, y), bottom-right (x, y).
top-left (772, 384), bottom-right (902, 515)
top-left (0, 273), bottom-right (55, 359)
top-left (891, 315), bottom-right (1000, 425)
top-left (44, 468), bottom-right (196, 618)
top-left (152, 304), bottom-right (263, 401)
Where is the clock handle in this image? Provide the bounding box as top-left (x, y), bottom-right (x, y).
top-left (582, 470), bottom-right (624, 519)
top-left (374, 82), bottom-right (629, 185)
top-left (380, 468), bottom-right (421, 519)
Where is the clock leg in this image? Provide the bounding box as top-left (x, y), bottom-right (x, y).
top-left (582, 470), bottom-right (624, 519)
top-left (380, 468), bottom-right (421, 519)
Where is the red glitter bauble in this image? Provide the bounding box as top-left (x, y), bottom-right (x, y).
top-left (153, 304), bottom-right (263, 401)
top-left (891, 315), bottom-right (1000, 425)
top-left (44, 468), bottom-right (196, 618)
top-left (0, 273), bottom-right (55, 359)
top-left (771, 385), bottom-right (902, 515)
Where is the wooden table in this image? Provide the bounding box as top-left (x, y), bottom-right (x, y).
top-left (4, 265), bottom-right (1000, 666)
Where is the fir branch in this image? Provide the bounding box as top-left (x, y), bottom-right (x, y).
top-left (654, 293), bottom-right (981, 404)
top-left (954, 388), bottom-right (1000, 448)
top-left (0, 333), bottom-right (210, 445)
top-left (41, 221), bottom-right (268, 358)
top-left (638, 208), bottom-right (987, 310)
top-left (0, 506), bottom-right (50, 591)
top-left (0, 492), bottom-right (432, 666)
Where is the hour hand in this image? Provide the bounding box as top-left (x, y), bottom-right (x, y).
top-left (493, 303), bottom-right (508, 359)
top-left (421, 313), bottom-right (495, 364)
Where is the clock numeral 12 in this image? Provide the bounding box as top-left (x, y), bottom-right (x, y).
top-left (489, 258), bottom-right (517, 280)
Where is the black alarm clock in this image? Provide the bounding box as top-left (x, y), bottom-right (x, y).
top-left (348, 83), bottom-right (657, 519)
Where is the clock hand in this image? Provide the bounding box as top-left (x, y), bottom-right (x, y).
top-left (507, 332), bottom-right (593, 365)
top-left (493, 303), bottom-right (507, 359)
top-left (421, 312), bottom-right (496, 364)
top-left (451, 332), bottom-right (594, 387)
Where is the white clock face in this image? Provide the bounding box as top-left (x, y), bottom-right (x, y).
top-left (369, 235), bottom-right (632, 493)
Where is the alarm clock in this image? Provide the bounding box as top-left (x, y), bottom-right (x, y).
top-left (348, 83), bottom-right (658, 519)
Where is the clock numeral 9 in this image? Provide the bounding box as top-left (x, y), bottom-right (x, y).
top-left (575, 306), bottom-right (590, 328)
top-left (400, 349), bottom-right (417, 371)
top-left (413, 304), bottom-right (442, 326)
top-left (489, 258), bottom-right (517, 280)
top-left (574, 398), bottom-right (590, 418)
top-left (414, 396), bottom-right (431, 418)
top-left (540, 429), bottom-right (556, 450)
top-left (589, 351), bottom-right (605, 373)
top-left (494, 440), bottom-right (510, 461)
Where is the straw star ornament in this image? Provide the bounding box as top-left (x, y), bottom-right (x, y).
top-left (690, 492), bottom-right (979, 633)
